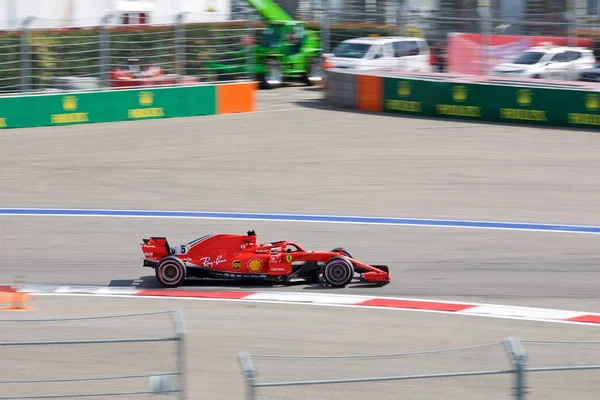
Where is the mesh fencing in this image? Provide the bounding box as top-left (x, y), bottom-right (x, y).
top-left (0, 10), bottom-right (259, 94)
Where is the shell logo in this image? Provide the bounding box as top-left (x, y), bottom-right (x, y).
top-left (247, 258), bottom-right (263, 272)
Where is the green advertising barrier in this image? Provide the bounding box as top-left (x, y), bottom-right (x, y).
top-left (108, 85), bottom-right (217, 122)
top-left (382, 77), bottom-right (600, 129)
top-left (0, 85), bottom-right (217, 129)
top-left (0, 95), bottom-right (25, 129)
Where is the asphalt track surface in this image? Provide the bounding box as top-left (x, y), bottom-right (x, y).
top-left (1, 85), bottom-right (599, 399)
top-left (1, 86), bottom-right (599, 309)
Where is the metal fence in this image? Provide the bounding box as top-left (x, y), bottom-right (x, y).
top-left (0, 309), bottom-right (187, 399)
top-left (238, 337), bottom-right (600, 399)
top-left (1, 0), bottom-right (600, 94)
top-left (0, 10), bottom-right (259, 94)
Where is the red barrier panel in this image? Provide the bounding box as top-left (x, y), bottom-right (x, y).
top-left (447, 33), bottom-right (595, 76)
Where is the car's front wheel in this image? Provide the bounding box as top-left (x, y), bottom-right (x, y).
top-left (323, 257), bottom-right (354, 287)
top-left (156, 256), bottom-right (186, 287)
top-left (331, 247), bottom-right (353, 259)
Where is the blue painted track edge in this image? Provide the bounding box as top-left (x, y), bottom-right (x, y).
top-left (1, 208), bottom-right (599, 234)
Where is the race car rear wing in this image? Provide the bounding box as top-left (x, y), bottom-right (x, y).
top-left (141, 236), bottom-right (172, 260)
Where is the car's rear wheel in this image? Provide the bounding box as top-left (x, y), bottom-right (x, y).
top-left (323, 257), bottom-right (354, 287)
top-left (156, 256), bottom-right (186, 287)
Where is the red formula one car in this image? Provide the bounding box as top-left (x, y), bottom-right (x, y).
top-left (140, 230), bottom-right (391, 288)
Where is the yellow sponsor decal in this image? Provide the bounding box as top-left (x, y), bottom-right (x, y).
top-left (127, 108), bottom-right (165, 119)
top-left (0, 117), bottom-right (6, 128)
top-left (500, 108), bottom-right (547, 122)
top-left (62, 95), bottom-right (78, 111)
top-left (51, 95), bottom-right (89, 124)
top-left (127, 90), bottom-right (164, 119)
top-left (51, 112), bottom-right (89, 124)
top-left (568, 113), bottom-right (600, 126)
top-left (436, 104), bottom-right (482, 117)
top-left (247, 258), bottom-right (263, 272)
top-left (286, 255), bottom-right (293, 263)
top-left (435, 85), bottom-right (480, 118)
top-left (452, 85), bottom-right (468, 102)
top-left (516, 89), bottom-right (533, 106)
top-left (499, 89), bottom-right (547, 122)
top-left (139, 91), bottom-right (154, 106)
top-left (386, 99), bottom-right (422, 113)
top-left (232, 260), bottom-right (241, 270)
top-left (397, 81), bottom-right (411, 97)
top-left (585, 93), bottom-right (599, 111)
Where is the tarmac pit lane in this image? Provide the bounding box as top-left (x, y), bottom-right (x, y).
top-left (1, 295), bottom-right (599, 400)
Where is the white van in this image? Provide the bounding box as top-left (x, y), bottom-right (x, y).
top-left (325, 36), bottom-right (432, 72)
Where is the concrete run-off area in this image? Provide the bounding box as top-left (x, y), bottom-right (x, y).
top-left (1, 296), bottom-right (600, 400)
top-left (1, 86), bottom-right (599, 399)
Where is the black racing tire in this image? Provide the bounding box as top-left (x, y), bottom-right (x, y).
top-left (323, 257), bottom-right (354, 287)
top-left (330, 247), bottom-right (353, 259)
top-left (156, 256), bottom-right (186, 287)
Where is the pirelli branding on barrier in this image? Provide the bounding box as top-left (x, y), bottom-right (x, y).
top-left (380, 75), bottom-right (599, 129)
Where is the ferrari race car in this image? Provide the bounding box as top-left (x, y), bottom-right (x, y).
top-left (140, 230), bottom-right (391, 288)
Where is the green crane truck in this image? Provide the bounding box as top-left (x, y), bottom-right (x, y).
top-left (207, 0), bottom-right (323, 89)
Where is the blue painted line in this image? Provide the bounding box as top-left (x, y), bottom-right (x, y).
top-left (1, 208), bottom-right (599, 235)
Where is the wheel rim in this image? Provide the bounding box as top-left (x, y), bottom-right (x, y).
top-left (327, 262), bottom-right (351, 284)
top-left (331, 265), bottom-right (346, 280)
top-left (266, 63), bottom-right (282, 85)
top-left (161, 263), bottom-right (180, 283)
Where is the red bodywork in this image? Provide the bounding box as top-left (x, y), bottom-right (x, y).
top-left (140, 232), bottom-right (392, 285)
top-left (110, 63), bottom-right (200, 88)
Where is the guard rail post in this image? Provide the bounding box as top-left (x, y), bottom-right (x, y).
top-left (238, 351), bottom-right (257, 400)
top-left (245, 10), bottom-right (256, 81)
top-left (477, 4), bottom-right (492, 76)
top-left (99, 13), bottom-right (113, 89)
top-left (396, 0), bottom-right (404, 34)
top-left (170, 309), bottom-right (187, 400)
top-left (504, 337), bottom-right (527, 400)
top-left (321, 0), bottom-right (330, 54)
top-left (175, 13), bottom-right (186, 79)
top-left (19, 16), bottom-right (35, 92)
top-left (566, 0), bottom-right (577, 48)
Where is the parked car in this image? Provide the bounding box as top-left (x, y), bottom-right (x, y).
top-left (491, 44), bottom-right (596, 80)
top-left (579, 63), bottom-right (600, 82)
top-left (323, 36), bottom-right (432, 72)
